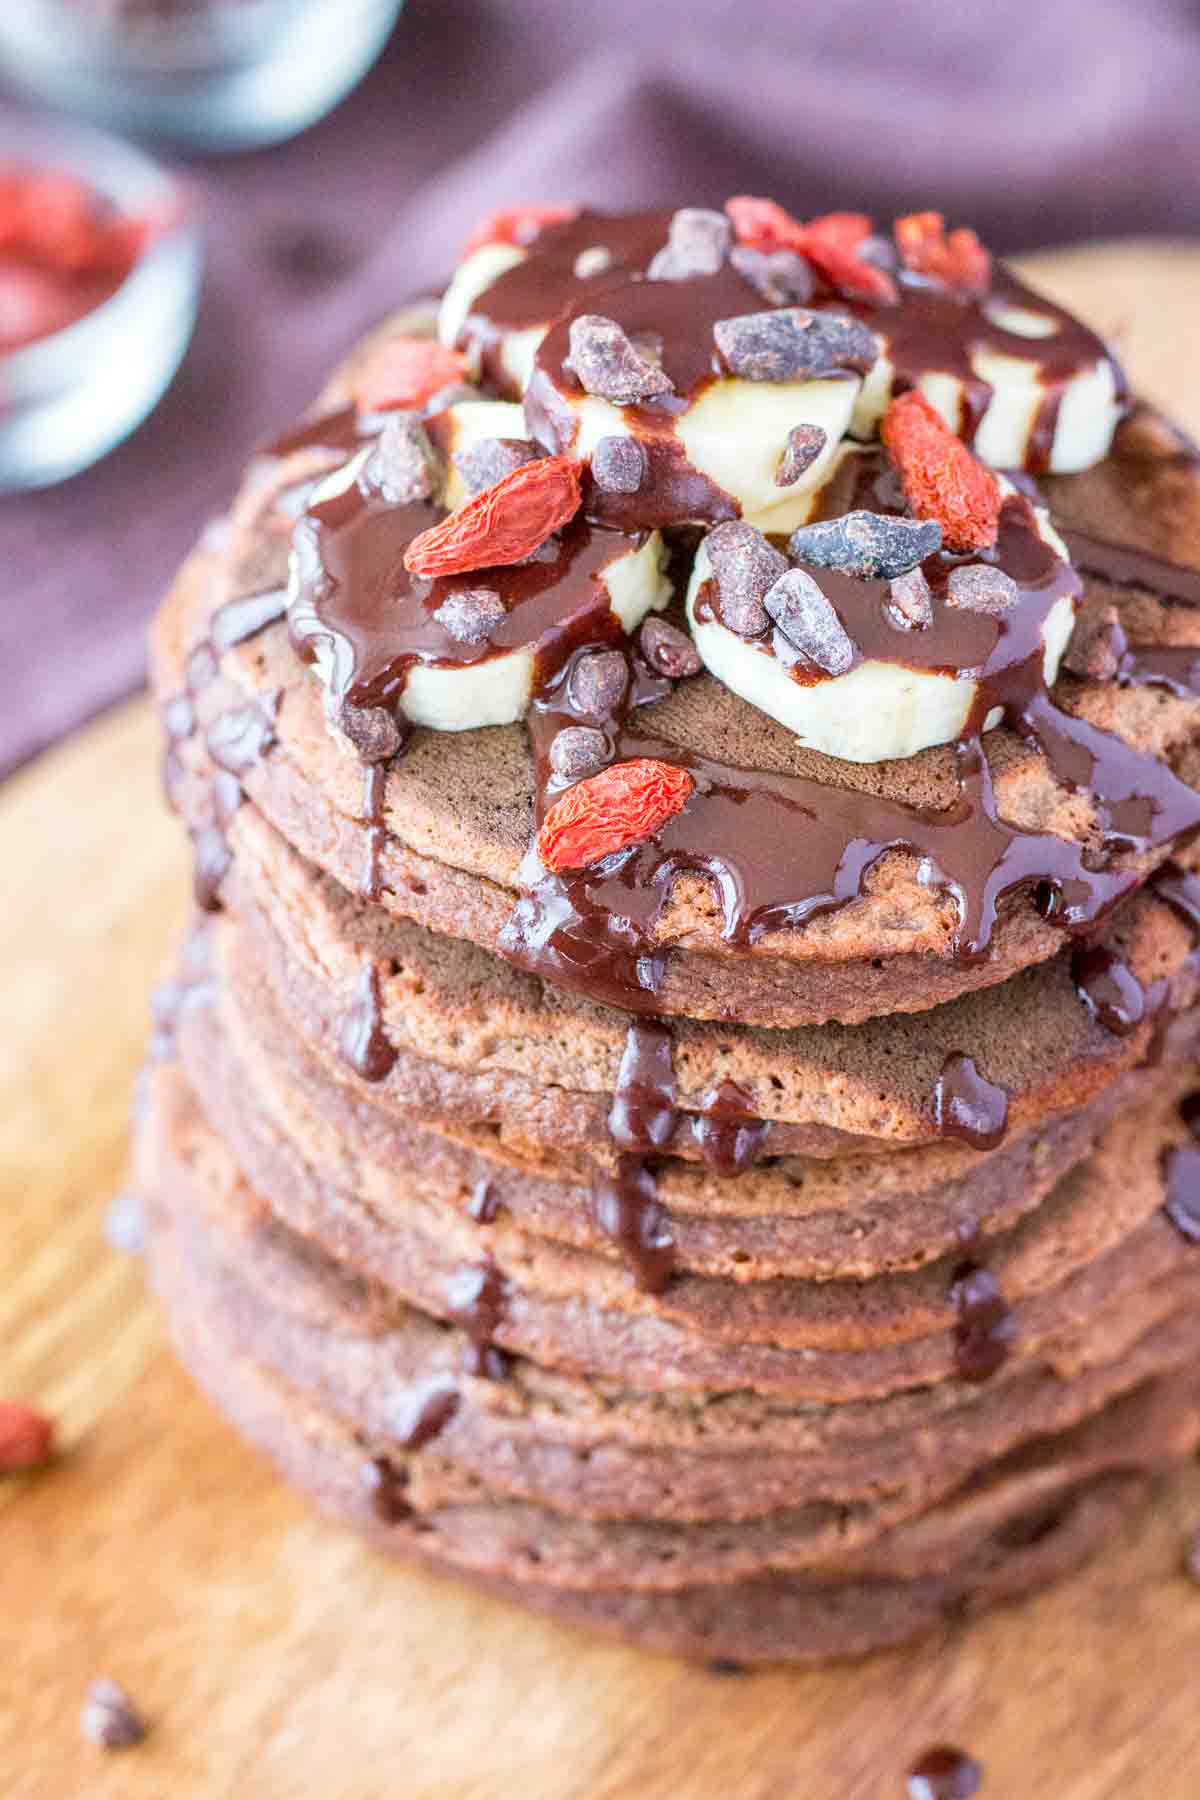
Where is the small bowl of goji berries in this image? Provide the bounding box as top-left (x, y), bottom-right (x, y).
top-left (0, 0), bottom-right (406, 152)
top-left (0, 114), bottom-right (200, 492)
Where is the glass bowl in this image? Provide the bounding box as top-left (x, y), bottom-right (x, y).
top-left (0, 115), bottom-right (201, 492)
top-left (0, 0), bottom-right (407, 152)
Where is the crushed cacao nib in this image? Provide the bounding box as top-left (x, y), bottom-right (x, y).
top-left (568, 648), bottom-right (629, 717)
top-left (333, 699), bottom-right (406, 764)
top-left (80, 1679), bottom-right (147, 1751)
top-left (886, 567), bottom-right (934, 631)
top-left (776, 422), bottom-right (827, 486)
top-left (549, 725), bottom-right (610, 779)
top-left (591, 435), bottom-right (647, 494)
top-left (565, 314), bottom-right (675, 404)
top-left (763, 568), bottom-right (855, 674)
top-left (453, 436), bottom-right (540, 496)
top-left (1063, 601), bottom-right (1126, 680)
top-left (647, 207), bottom-right (732, 280)
top-left (729, 244), bottom-right (814, 305)
top-left (433, 587), bottom-right (507, 644)
top-left (706, 520), bottom-right (788, 636)
top-left (373, 412), bottom-right (442, 504)
top-left (640, 617), bottom-right (703, 679)
top-left (788, 510), bottom-right (941, 580)
top-left (714, 307), bottom-right (877, 380)
top-left (946, 563), bottom-right (1020, 615)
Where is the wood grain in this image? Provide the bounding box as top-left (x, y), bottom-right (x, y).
top-left (4, 245), bottom-right (1200, 1800)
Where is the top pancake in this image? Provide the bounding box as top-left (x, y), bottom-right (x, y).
top-left (149, 316), bottom-right (1200, 1028)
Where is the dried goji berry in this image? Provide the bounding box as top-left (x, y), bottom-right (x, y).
top-left (403, 455), bottom-right (583, 576)
top-left (724, 196), bottom-right (896, 305)
top-left (881, 390), bottom-right (1001, 552)
top-left (351, 337), bottom-right (469, 413)
top-left (538, 758), bottom-right (693, 872)
top-left (462, 204), bottom-right (578, 259)
top-left (894, 212), bottom-right (991, 297)
top-left (0, 1399), bottom-right (55, 1473)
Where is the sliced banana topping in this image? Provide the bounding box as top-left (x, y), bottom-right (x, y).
top-left (685, 470), bottom-right (1078, 763)
top-left (849, 284), bottom-right (1124, 474)
top-left (289, 443), bottom-right (672, 739)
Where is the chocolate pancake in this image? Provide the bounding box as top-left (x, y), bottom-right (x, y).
top-left (149, 386), bottom-right (1200, 1029)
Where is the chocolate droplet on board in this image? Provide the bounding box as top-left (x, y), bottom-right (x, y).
top-left (906, 1745), bottom-right (983, 1800)
top-left (80, 1680), bottom-right (147, 1752)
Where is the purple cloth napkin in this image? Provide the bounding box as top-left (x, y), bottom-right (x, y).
top-left (5, 0), bottom-right (1200, 773)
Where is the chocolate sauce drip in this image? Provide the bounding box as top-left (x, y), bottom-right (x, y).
top-left (360, 1456), bottom-right (412, 1524)
top-left (209, 586), bottom-right (289, 653)
top-left (205, 695), bottom-right (279, 776)
top-left (460, 208), bottom-right (674, 391)
top-left (1064, 529), bottom-right (1200, 611)
top-left (1070, 942), bottom-right (1148, 1036)
top-left (392, 1381), bottom-right (460, 1452)
top-left (290, 460), bottom-right (637, 715)
top-left (361, 762), bottom-right (386, 902)
top-left (1162, 1145), bottom-right (1200, 1243)
top-left (934, 1053), bottom-right (1009, 1151)
top-left (593, 1020), bottom-right (679, 1293)
top-left (264, 404), bottom-right (364, 461)
top-left (445, 1260), bottom-right (509, 1378)
top-left (338, 963), bottom-right (397, 1083)
top-left (906, 1744), bottom-right (983, 1800)
top-left (860, 263), bottom-right (1124, 472)
top-left (191, 771), bottom-right (242, 914)
top-left (1152, 862), bottom-right (1200, 937)
top-left (526, 266), bottom-right (774, 531)
top-left (950, 1262), bottom-right (1015, 1382)
top-left (693, 1079), bottom-right (770, 1174)
top-left (467, 1180), bottom-right (500, 1223)
top-left (500, 473), bottom-right (1200, 1013)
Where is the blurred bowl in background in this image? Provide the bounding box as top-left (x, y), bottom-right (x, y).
top-left (0, 0), bottom-right (406, 152)
top-left (0, 115), bottom-right (200, 493)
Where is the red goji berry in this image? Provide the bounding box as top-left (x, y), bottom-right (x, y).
top-left (894, 212), bottom-right (991, 297)
top-left (403, 454), bottom-right (582, 576)
top-left (351, 337), bottom-right (469, 413)
top-left (881, 390), bottom-right (1001, 552)
top-left (0, 1400), bottom-right (55, 1474)
top-left (462, 204), bottom-right (578, 259)
top-left (538, 758), bottom-right (693, 872)
top-left (724, 196), bottom-right (896, 305)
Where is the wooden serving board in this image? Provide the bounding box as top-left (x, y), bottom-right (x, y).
top-left (5, 244), bottom-right (1200, 1800)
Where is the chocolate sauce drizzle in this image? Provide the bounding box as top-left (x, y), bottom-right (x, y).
top-left (445, 1260), bottom-right (510, 1378)
top-left (361, 763), bottom-right (386, 902)
top-left (934, 1054), bottom-right (1010, 1152)
top-left (338, 963), bottom-right (397, 1083)
top-left (1070, 942), bottom-right (1151, 1037)
top-left (950, 1261), bottom-right (1015, 1383)
top-left (500, 467), bottom-right (1200, 1014)
top-left (392, 1381), bottom-right (461, 1451)
top-left (593, 1019), bottom-right (678, 1293)
top-left (693, 1080), bottom-right (770, 1174)
top-left (360, 1456), bottom-right (413, 1524)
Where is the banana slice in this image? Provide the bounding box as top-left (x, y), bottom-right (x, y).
top-left (524, 273), bottom-right (877, 532)
top-left (289, 447), bottom-right (672, 738)
top-left (848, 275), bottom-right (1124, 473)
top-left (438, 209), bottom-right (673, 395)
top-left (427, 398), bottom-right (531, 511)
top-left (685, 470), bottom-right (1078, 763)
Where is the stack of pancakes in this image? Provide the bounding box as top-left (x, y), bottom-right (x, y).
top-left (137, 270), bottom-right (1200, 1663)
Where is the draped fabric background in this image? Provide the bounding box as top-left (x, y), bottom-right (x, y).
top-left (4, 0), bottom-right (1200, 772)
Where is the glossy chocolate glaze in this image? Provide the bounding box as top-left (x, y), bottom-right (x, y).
top-left (460, 208), bottom-right (674, 389)
top-left (693, 1080), bottom-right (770, 1174)
top-left (595, 1019), bottom-right (678, 1293)
top-left (338, 962), bottom-right (397, 1084)
top-left (860, 264), bottom-right (1125, 473)
top-left (933, 1053), bottom-right (1010, 1151)
top-left (289, 452), bottom-right (644, 714)
top-left (445, 1260), bottom-right (510, 1378)
top-left (950, 1262), bottom-right (1015, 1383)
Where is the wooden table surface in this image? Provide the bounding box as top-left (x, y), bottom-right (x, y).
top-left (4, 243), bottom-right (1200, 1800)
